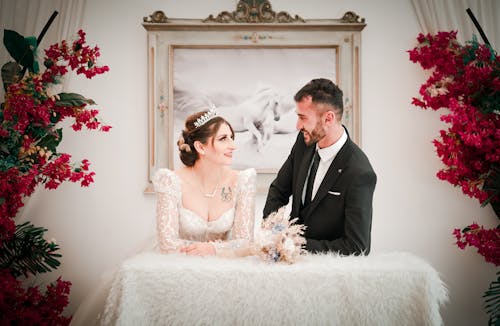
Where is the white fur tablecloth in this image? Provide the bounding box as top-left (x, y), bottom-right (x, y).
top-left (102, 252), bottom-right (447, 326)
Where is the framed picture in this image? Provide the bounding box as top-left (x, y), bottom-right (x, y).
top-left (142, 1), bottom-right (365, 192)
top-left (172, 46), bottom-right (337, 172)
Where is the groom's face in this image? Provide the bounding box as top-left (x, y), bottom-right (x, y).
top-left (295, 97), bottom-right (326, 146)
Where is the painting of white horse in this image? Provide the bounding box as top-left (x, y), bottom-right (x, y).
top-left (215, 85), bottom-right (281, 152)
top-left (171, 47), bottom-right (336, 171)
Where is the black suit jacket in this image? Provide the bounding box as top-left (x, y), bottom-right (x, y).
top-left (263, 132), bottom-right (377, 255)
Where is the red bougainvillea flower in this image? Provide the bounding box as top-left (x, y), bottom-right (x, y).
top-left (454, 224), bottom-right (500, 266)
top-left (0, 269), bottom-right (71, 325)
top-left (409, 31), bottom-right (499, 265)
top-left (0, 29), bottom-right (111, 224)
top-left (409, 31), bottom-right (499, 205)
top-left (0, 29), bottom-right (110, 323)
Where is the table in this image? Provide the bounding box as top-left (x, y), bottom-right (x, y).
top-left (102, 252), bottom-right (447, 326)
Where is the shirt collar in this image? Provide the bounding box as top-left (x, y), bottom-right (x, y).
top-left (315, 128), bottom-right (347, 162)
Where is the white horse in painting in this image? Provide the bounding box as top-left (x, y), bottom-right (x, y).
top-left (216, 85), bottom-right (281, 152)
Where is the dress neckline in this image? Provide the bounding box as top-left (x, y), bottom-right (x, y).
top-left (180, 206), bottom-right (235, 224)
top-left (172, 170), bottom-right (238, 224)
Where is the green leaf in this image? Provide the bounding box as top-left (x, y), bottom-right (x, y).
top-left (0, 221), bottom-right (62, 277)
top-left (37, 128), bottom-right (63, 153)
top-left (3, 30), bottom-right (35, 71)
top-left (482, 166), bottom-right (500, 218)
top-left (0, 157), bottom-right (20, 172)
top-left (49, 111), bottom-right (61, 124)
top-left (484, 271), bottom-right (500, 325)
top-left (1, 62), bottom-right (22, 91)
top-left (24, 36), bottom-right (39, 73)
top-left (0, 129), bottom-right (23, 172)
top-left (472, 89), bottom-right (500, 115)
top-left (55, 93), bottom-right (96, 107)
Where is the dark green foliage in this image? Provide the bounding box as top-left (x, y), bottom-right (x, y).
top-left (3, 30), bottom-right (35, 72)
top-left (1, 61), bottom-right (22, 91)
top-left (483, 166), bottom-right (500, 218)
top-left (472, 61), bottom-right (500, 115)
top-left (0, 222), bottom-right (62, 277)
top-left (0, 128), bottom-right (22, 172)
top-left (56, 93), bottom-right (96, 107)
top-left (485, 271), bottom-right (500, 326)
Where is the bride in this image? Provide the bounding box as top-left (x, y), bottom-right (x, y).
top-left (71, 108), bottom-right (256, 325)
top-left (153, 108), bottom-right (256, 257)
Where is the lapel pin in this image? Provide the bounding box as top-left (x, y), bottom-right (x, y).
top-left (338, 169), bottom-right (342, 173)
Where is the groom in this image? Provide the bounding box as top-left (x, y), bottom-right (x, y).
top-left (263, 78), bottom-right (376, 255)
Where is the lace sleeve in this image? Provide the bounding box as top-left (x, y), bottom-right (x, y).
top-left (152, 169), bottom-right (193, 253)
top-left (213, 168), bottom-right (256, 254)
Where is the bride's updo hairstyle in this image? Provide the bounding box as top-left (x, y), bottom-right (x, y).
top-left (177, 110), bottom-right (234, 167)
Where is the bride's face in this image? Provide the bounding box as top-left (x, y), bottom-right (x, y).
top-left (205, 123), bottom-right (236, 165)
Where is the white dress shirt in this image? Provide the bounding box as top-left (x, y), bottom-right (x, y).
top-left (302, 129), bottom-right (347, 204)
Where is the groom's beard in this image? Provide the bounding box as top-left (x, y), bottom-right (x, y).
top-left (302, 122), bottom-right (326, 146)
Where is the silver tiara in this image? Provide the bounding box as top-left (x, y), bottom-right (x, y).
top-left (194, 106), bottom-right (217, 128)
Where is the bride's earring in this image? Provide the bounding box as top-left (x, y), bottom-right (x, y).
top-left (221, 186), bottom-right (232, 202)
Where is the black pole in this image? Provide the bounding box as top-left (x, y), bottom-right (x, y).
top-left (466, 8), bottom-right (491, 46)
top-left (37, 11), bottom-right (59, 45)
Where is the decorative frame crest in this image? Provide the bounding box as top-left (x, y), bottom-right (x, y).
top-left (203, 0), bottom-right (304, 23)
top-left (143, 11), bottom-right (168, 24)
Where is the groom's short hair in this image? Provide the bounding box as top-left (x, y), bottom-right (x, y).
top-left (294, 78), bottom-right (343, 119)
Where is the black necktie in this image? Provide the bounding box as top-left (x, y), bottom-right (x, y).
top-left (304, 150), bottom-right (320, 207)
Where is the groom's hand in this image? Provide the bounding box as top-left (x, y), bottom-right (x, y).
top-left (180, 243), bottom-right (216, 256)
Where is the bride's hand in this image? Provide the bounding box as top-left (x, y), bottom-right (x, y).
top-left (180, 243), bottom-right (216, 256)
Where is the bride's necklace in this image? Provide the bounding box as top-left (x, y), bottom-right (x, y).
top-left (191, 168), bottom-right (220, 198)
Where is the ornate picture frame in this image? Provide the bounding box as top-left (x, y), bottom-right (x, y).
top-left (142, 0), bottom-right (365, 192)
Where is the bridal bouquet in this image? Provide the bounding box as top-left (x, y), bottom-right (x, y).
top-left (254, 207), bottom-right (306, 263)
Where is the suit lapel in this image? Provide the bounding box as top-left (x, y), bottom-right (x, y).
top-left (293, 145), bottom-right (315, 214)
top-left (306, 139), bottom-right (355, 214)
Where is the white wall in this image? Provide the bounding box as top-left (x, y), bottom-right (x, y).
top-left (15, 0), bottom-right (499, 325)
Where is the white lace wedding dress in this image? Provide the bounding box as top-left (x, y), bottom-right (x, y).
top-left (70, 168), bottom-right (256, 325)
top-left (153, 168), bottom-right (256, 254)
